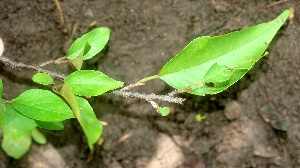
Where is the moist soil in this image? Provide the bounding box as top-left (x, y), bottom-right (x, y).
top-left (0, 0), bottom-right (299, 168)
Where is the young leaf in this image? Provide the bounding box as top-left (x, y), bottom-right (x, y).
top-left (60, 82), bottom-right (103, 149)
top-left (64, 70), bottom-right (123, 96)
top-left (1, 133), bottom-right (32, 159)
top-left (35, 120), bottom-right (64, 130)
top-left (31, 128), bottom-right (47, 145)
top-left (32, 73), bottom-right (54, 85)
top-left (71, 50), bottom-right (84, 70)
top-left (157, 106), bottom-right (170, 116)
top-left (195, 114), bottom-right (206, 123)
top-left (0, 103), bottom-right (37, 139)
top-left (158, 10), bottom-right (290, 96)
top-left (71, 41), bottom-right (90, 70)
top-left (12, 89), bottom-right (75, 121)
top-left (67, 27), bottom-right (110, 60)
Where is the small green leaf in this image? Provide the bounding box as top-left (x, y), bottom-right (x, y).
top-left (12, 89), bottom-right (75, 121)
top-left (1, 133), bottom-right (32, 159)
top-left (0, 103), bottom-right (37, 139)
top-left (32, 73), bottom-right (54, 85)
top-left (31, 128), bottom-right (47, 145)
top-left (157, 106), bottom-right (170, 116)
top-left (64, 70), bottom-right (123, 96)
top-left (35, 120), bottom-right (64, 130)
top-left (60, 82), bottom-right (102, 149)
top-left (158, 10), bottom-right (290, 96)
top-left (71, 41), bottom-right (90, 70)
top-left (195, 114), bottom-right (206, 123)
top-left (67, 27), bottom-right (110, 60)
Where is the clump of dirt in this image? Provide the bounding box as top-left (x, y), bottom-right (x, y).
top-left (0, 0), bottom-right (299, 167)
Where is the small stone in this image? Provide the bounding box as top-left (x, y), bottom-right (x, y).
top-left (84, 8), bottom-right (94, 18)
top-left (26, 144), bottom-right (67, 168)
top-left (259, 103), bottom-right (288, 140)
top-left (224, 101), bottom-right (242, 120)
top-left (146, 134), bottom-right (184, 168)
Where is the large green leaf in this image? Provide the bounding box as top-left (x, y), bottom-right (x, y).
top-left (12, 89), bottom-right (75, 121)
top-left (67, 27), bottom-right (110, 60)
top-left (60, 82), bottom-right (103, 149)
top-left (158, 10), bottom-right (289, 96)
top-left (64, 70), bottom-right (123, 96)
top-left (1, 133), bottom-right (32, 159)
top-left (0, 103), bottom-right (37, 139)
top-left (32, 73), bottom-right (54, 85)
top-left (35, 120), bottom-right (64, 130)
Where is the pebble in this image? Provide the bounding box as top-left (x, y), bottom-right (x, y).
top-left (84, 8), bottom-right (94, 18)
top-left (224, 101), bottom-right (242, 120)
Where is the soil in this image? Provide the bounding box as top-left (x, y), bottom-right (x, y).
top-left (0, 0), bottom-right (299, 168)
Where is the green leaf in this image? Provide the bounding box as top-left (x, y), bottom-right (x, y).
top-left (12, 89), bottom-right (75, 121)
top-left (64, 70), bottom-right (123, 96)
top-left (75, 96), bottom-right (103, 149)
top-left (158, 10), bottom-right (290, 96)
top-left (0, 104), bottom-right (34, 159)
top-left (0, 103), bottom-right (37, 139)
top-left (195, 114), bottom-right (206, 123)
top-left (71, 41), bottom-right (90, 70)
top-left (67, 27), bottom-right (110, 60)
top-left (32, 73), bottom-right (54, 85)
top-left (157, 105), bottom-right (170, 116)
top-left (1, 133), bottom-right (32, 159)
top-left (60, 82), bottom-right (102, 149)
top-left (35, 120), bottom-right (64, 130)
top-left (31, 128), bottom-right (47, 145)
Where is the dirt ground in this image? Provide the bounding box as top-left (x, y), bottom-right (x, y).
top-left (0, 0), bottom-right (299, 168)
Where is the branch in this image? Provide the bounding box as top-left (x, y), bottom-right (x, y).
top-left (0, 56), bottom-right (66, 80)
top-left (0, 55), bottom-right (186, 104)
top-left (111, 90), bottom-right (185, 104)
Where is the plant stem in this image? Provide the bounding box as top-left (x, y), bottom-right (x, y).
top-left (3, 99), bottom-right (13, 104)
top-left (1, 55), bottom-right (185, 104)
top-left (0, 56), bottom-right (66, 80)
top-left (111, 90), bottom-right (185, 104)
top-left (139, 75), bottom-right (159, 83)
